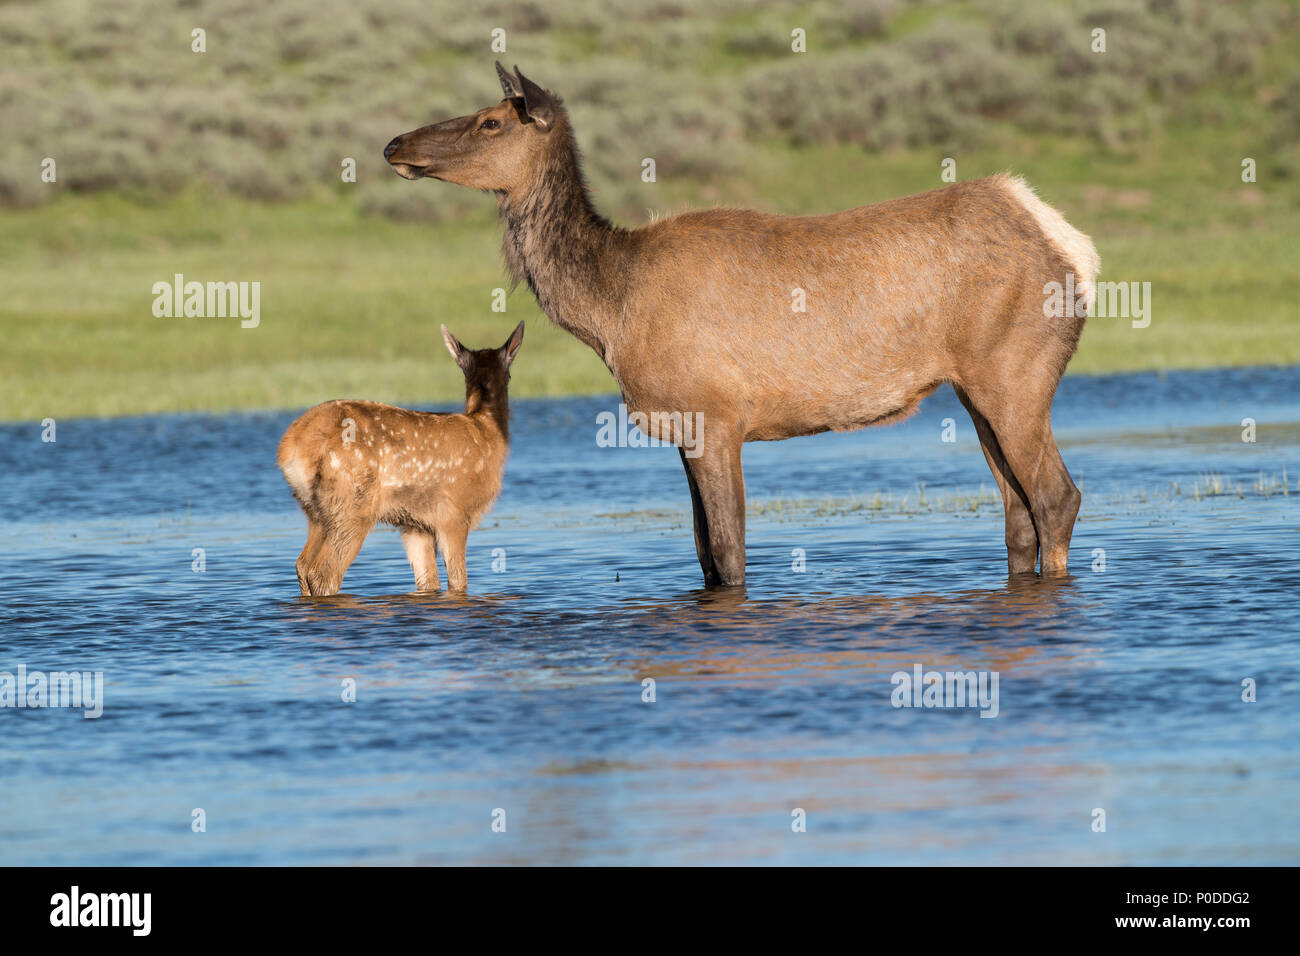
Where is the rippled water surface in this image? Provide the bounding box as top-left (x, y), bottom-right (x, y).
top-left (2, 366), bottom-right (1299, 865)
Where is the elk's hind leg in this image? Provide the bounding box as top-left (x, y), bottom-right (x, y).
top-left (979, 400), bottom-right (1081, 575)
top-left (296, 518), bottom-right (327, 596)
top-left (304, 516), bottom-right (373, 596)
top-left (680, 431), bottom-right (746, 587)
top-left (401, 528), bottom-right (441, 592)
top-left (953, 386), bottom-right (1039, 574)
top-left (1028, 435), bottom-right (1081, 574)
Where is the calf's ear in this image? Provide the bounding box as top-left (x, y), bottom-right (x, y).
top-left (500, 321), bottom-right (525, 366)
top-left (442, 324), bottom-right (470, 370)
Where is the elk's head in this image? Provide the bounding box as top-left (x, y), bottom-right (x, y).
top-left (441, 321), bottom-right (526, 410)
top-left (384, 63), bottom-right (557, 193)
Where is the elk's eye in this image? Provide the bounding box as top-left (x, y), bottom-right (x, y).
top-left (480, 119), bottom-right (501, 130)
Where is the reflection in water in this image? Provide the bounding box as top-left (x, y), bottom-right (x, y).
top-left (638, 572), bottom-right (1084, 633)
top-left (610, 577), bottom-right (1089, 679)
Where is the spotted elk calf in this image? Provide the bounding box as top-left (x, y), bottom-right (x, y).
top-left (278, 322), bottom-right (525, 595)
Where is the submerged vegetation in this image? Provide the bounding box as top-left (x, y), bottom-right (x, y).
top-left (588, 470), bottom-right (1299, 533)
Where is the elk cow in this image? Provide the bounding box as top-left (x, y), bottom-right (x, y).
top-left (384, 64), bottom-right (1099, 587)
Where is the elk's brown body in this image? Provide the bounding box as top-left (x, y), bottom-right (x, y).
top-left (278, 323), bottom-right (524, 595)
top-left (384, 64), bottom-right (1099, 587)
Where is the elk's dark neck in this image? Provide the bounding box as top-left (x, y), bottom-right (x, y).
top-left (499, 124), bottom-right (624, 358)
top-left (466, 386), bottom-right (509, 442)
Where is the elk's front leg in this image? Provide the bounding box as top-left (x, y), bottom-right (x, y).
top-left (680, 447), bottom-right (719, 584)
top-left (401, 528), bottom-right (441, 592)
top-left (437, 521), bottom-right (470, 592)
top-left (680, 434), bottom-right (746, 586)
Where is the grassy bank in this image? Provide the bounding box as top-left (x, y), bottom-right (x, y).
top-left (3, 120), bottom-right (1297, 422)
top-left (4, 0), bottom-right (1299, 421)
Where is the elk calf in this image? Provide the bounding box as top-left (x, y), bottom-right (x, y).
top-left (277, 322), bottom-right (524, 596)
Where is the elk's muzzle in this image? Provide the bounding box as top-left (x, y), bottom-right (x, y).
top-left (384, 115), bottom-right (477, 180)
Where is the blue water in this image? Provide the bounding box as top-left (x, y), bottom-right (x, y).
top-left (2, 366), bottom-right (1298, 864)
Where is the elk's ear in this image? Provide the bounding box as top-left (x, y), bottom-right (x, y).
top-left (495, 61), bottom-right (521, 100)
top-left (500, 321), bottom-right (525, 367)
top-left (441, 324), bottom-right (469, 370)
top-left (513, 66), bottom-right (554, 130)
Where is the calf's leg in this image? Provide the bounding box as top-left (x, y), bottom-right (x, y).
top-left (296, 519), bottom-right (327, 596)
top-left (304, 518), bottom-right (371, 596)
top-left (437, 521), bottom-right (470, 592)
top-left (401, 528), bottom-right (441, 592)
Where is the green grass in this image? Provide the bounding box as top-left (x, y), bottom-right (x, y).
top-left (3, 113), bottom-right (1297, 422)
top-left (0, 188), bottom-right (611, 420)
top-left (4, 0), bottom-right (1298, 420)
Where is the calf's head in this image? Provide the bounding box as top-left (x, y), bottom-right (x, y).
top-left (441, 322), bottom-right (526, 409)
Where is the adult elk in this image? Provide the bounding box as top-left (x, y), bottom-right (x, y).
top-left (384, 64), bottom-right (1099, 587)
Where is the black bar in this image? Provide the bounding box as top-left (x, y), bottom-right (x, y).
top-left (0, 866), bottom-right (1279, 941)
